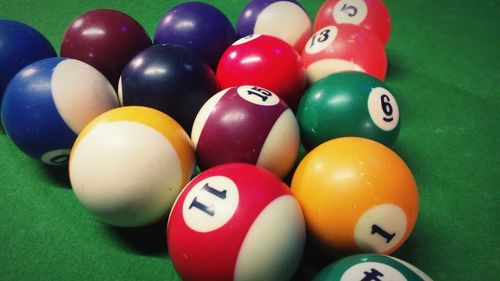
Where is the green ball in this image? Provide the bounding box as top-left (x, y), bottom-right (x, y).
top-left (297, 72), bottom-right (400, 150)
top-left (313, 254), bottom-right (432, 281)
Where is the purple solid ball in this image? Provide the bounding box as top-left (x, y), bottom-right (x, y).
top-left (154, 2), bottom-right (237, 70)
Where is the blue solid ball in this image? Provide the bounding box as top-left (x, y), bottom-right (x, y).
top-left (154, 2), bottom-right (237, 70)
top-left (1, 57), bottom-right (119, 165)
top-left (0, 20), bottom-right (56, 103)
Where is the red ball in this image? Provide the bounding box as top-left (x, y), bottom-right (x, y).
top-left (61, 9), bottom-right (152, 88)
top-left (216, 34), bottom-right (307, 109)
top-left (167, 163), bottom-right (306, 281)
top-left (301, 24), bottom-right (387, 83)
top-left (314, 0), bottom-right (391, 45)
top-left (191, 85), bottom-right (300, 178)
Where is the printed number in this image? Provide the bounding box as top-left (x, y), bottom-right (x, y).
top-left (380, 94), bottom-right (394, 122)
top-left (188, 182), bottom-right (227, 216)
top-left (49, 154), bottom-right (69, 165)
top-left (309, 29), bottom-right (331, 48)
top-left (361, 268), bottom-right (384, 281)
top-left (341, 3), bottom-right (358, 17)
top-left (371, 224), bottom-right (396, 243)
top-left (247, 86), bottom-right (273, 102)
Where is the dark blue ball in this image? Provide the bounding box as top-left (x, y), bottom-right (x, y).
top-left (0, 20), bottom-right (56, 104)
top-left (154, 2), bottom-right (237, 70)
top-left (119, 44), bottom-right (219, 132)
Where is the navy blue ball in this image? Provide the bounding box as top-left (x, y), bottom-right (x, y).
top-left (1, 57), bottom-right (119, 165)
top-left (154, 2), bottom-right (237, 70)
top-left (119, 44), bottom-right (219, 132)
top-left (0, 20), bottom-right (56, 105)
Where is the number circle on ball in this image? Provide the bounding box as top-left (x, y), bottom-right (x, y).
top-left (305, 26), bottom-right (338, 55)
top-left (182, 176), bottom-right (239, 232)
top-left (333, 0), bottom-right (368, 25)
top-left (237, 85), bottom-right (280, 106)
top-left (368, 87), bottom-right (399, 131)
top-left (354, 204), bottom-right (407, 253)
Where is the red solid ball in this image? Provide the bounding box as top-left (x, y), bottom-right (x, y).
top-left (167, 163), bottom-right (306, 281)
top-left (314, 0), bottom-right (391, 45)
top-left (216, 34), bottom-right (307, 109)
top-left (301, 24), bottom-right (387, 83)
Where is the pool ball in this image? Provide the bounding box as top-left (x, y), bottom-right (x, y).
top-left (191, 85), bottom-right (300, 178)
top-left (313, 254), bottom-right (432, 281)
top-left (154, 2), bottom-right (237, 70)
top-left (216, 34), bottom-right (307, 109)
top-left (119, 44), bottom-right (219, 132)
top-left (297, 72), bottom-right (400, 150)
top-left (301, 24), bottom-right (387, 83)
top-left (69, 106), bottom-right (195, 227)
top-left (61, 9), bottom-right (152, 88)
top-left (236, 0), bottom-right (312, 52)
top-left (291, 137), bottom-right (419, 256)
top-left (167, 163), bottom-right (305, 281)
top-left (314, 0), bottom-right (391, 45)
top-left (1, 57), bottom-right (119, 165)
top-left (0, 20), bottom-right (56, 107)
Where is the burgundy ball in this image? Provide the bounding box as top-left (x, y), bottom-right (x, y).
top-left (61, 9), bottom-right (152, 88)
top-left (191, 85), bottom-right (300, 178)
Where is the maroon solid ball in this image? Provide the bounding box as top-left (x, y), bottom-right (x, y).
top-left (60, 9), bottom-right (152, 88)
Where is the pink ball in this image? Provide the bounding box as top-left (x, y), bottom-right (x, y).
top-left (301, 24), bottom-right (387, 83)
top-left (314, 0), bottom-right (391, 45)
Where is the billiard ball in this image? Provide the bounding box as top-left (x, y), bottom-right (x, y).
top-left (297, 71), bottom-right (400, 149)
top-left (314, 0), bottom-right (391, 45)
top-left (216, 34), bottom-right (307, 109)
top-left (313, 254), bottom-right (432, 281)
top-left (301, 24), bottom-right (387, 83)
top-left (236, 0), bottom-right (312, 52)
top-left (154, 2), bottom-right (237, 70)
top-left (119, 44), bottom-right (219, 132)
top-left (191, 85), bottom-right (300, 178)
top-left (69, 106), bottom-right (195, 227)
top-left (167, 163), bottom-right (305, 281)
top-left (61, 9), bottom-right (152, 88)
top-left (291, 137), bottom-right (419, 256)
top-left (1, 57), bottom-right (119, 165)
top-left (0, 20), bottom-right (56, 107)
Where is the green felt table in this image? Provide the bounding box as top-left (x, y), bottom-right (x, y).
top-left (1, 1), bottom-right (499, 280)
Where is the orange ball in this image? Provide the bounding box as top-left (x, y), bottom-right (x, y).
top-left (291, 137), bottom-right (418, 255)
